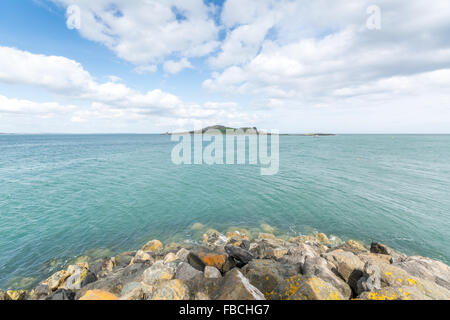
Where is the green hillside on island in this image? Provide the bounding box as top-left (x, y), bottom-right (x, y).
top-left (163, 125), bottom-right (335, 136)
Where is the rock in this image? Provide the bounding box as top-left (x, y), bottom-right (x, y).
top-left (356, 262), bottom-right (381, 295)
top-left (64, 267), bottom-right (97, 290)
top-left (392, 256), bottom-right (450, 290)
top-left (241, 259), bottom-right (297, 298)
top-left (0, 290), bottom-right (10, 300)
top-left (29, 284), bottom-right (51, 300)
top-left (323, 249), bottom-right (364, 291)
top-left (225, 244), bottom-right (254, 265)
top-left (142, 261), bottom-right (176, 285)
top-left (204, 266), bottom-right (222, 278)
top-left (302, 256), bottom-right (352, 299)
top-left (226, 230), bottom-right (250, 243)
top-left (6, 290), bottom-right (27, 300)
top-left (198, 252), bottom-right (228, 271)
top-left (119, 287), bottom-right (146, 300)
top-left (187, 252), bottom-right (206, 271)
top-left (175, 248), bottom-right (190, 262)
top-left (370, 242), bottom-right (391, 255)
top-left (216, 268), bottom-right (265, 300)
top-left (357, 286), bottom-right (431, 300)
top-left (45, 289), bottom-right (75, 300)
top-left (278, 243), bottom-right (318, 267)
top-left (176, 262), bottom-right (203, 281)
top-left (346, 240), bottom-right (367, 252)
top-left (43, 270), bottom-right (70, 291)
top-left (164, 252), bottom-right (177, 264)
top-left (114, 251), bottom-right (136, 268)
top-left (119, 283), bottom-right (155, 300)
top-left (151, 280), bottom-right (189, 300)
top-left (90, 258), bottom-right (115, 278)
top-left (131, 250), bottom-right (155, 264)
top-left (260, 223), bottom-right (275, 234)
top-left (120, 281), bottom-right (142, 296)
top-left (79, 290), bottom-right (118, 300)
top-left (258, 233), bottom-right (276, 240)
top-left (202, 229), bottom-right (227, 247)
top-left (317, 233), bottom-right (329, 244)
top-left (271, 275), bottom-right (344, 300)
top-left (141, 239), bottom-right (163, 252)
top-left (191, 222), bottom-right (205, 230)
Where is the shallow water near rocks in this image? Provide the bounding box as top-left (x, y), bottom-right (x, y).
top-left (1, 134), bottom-right (450, 289)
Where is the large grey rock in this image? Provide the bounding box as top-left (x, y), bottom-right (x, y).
top-left (215, 268), bottom-right (265, 300)
top-left (204, 266), bottom-right (222, 279)
top-left (176, 262), bottom-right (203, 281)
top-left (271, 275), bottom-right (345, 300)
top-left (322, 249), bottom-right (365, 292)
top-left (356, 262), bottom-right (381, 295)
top-left (142, 261), bottom-right (176, 285)
top-left (45, 289), bottom-right (75, 300)
top-left (225, 244), bottom-right (254, 265)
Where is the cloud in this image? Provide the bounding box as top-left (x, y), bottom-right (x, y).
top-left (0, 95), bottom-right (76, 115)
top-left (52, 0), bottom-right (220, 66)
top-left (163, 58), bottom-right (193, 74)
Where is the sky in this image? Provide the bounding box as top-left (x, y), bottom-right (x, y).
top-left (0, 0), bottom-right (449, 133)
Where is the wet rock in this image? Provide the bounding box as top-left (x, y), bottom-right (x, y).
top-left (79, 289), bottom-right (118, 300)
top-left (141, 239), bottom-right (163, 252)
top-left (142, 261), bottom-right (176, 285)
top-left (225, 244), bottom-right (254, 265)
top-left (204, 266), bottom-right (222, 279)
top-left (370, 242), bottom-right (391, 255)
top-left (346, 240), bottom-right (367, 252)
top-left (271, 275), bottom-right (344, 300)
top-left (176, 262), bottom-right (203, 281)
top-left (392, 256), bottom-right (450, 290)
top-left (241, 259), bottom-right (297, 298)
top-left (191, 223), bottom-right (205, 230)
top-left (131, 250), bottom-right (155, 264)
top-left (260, 223), bottom-right (275, 234)
top-left (114, 251), bottom-right (136, 268)
top-left (91, 258), bottom-right (115, 278)
top-left (258, 233), bottom-right (276, 240)
top-left (202, 229), bottom-right (227, 247)
top-left (323, 249), bottom-right (365, 292)
top-left (151, 280), bottom-right (189, 300)
top-left (45, 289), bottom-right (75, 300)
top-left (317, 233), bottom-right (329, 244)
top-left (302, 256), bottom-right (352, 299)
top-left (216, 268), bottom-right (265, 300)
top-left (6, 290), bottom-right (28, 300)
top-left (175, 248), bottom-right (190, 262)
top-left (64, 265), bottom-right (97, 290)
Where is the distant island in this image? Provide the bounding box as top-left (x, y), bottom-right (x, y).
top-left (163, 125), bottom-right (335, 136)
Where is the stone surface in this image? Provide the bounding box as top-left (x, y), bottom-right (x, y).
top-left (271, 275), bottom-right (344, 300)
top-left (0, 289), bottom-right (10, 300)
top-left (202, 229), bottom-right (227, 247)
top-left (225, 244), bottom-right (254, 265)
top-left (142, 261), bottom-right (176, 285)
top-left (370, 242), bottom-right (391, 255)
top-left (43, 270), bottom-right (70, 291)
top-left (357, 286), bottom-right (431, 300)
top-left (79, 289), bottom-right (118, 300)
top-left (317, 233), bottom-right (329, 244)
top-left (323, 249), bottom-right (365, 291)
top-left (151, 280), bottom-right (189, 300)
top-left (141, 240), bottom-right (163, 252)
top-left (187, 252), bottom-right (206, 271)
top-left (216, 268), bottom-right (265, 300)
top-left (204, 266), bottom-right (222, 279)
top-left (176, 262), bottom-right (203, 281)
top-left (6, 290), bottom-right (27, 300)
top-left (356, 262), bottom-right (381, 295)
top-left (175, 248), bottom-right (190, 262)
top-left (45, 289), bottom-right (75, 300)
top-left (164, 252), bottom-right (177, 264)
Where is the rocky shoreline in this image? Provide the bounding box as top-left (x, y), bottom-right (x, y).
top-left (1, 226), bottom-right (450, 300)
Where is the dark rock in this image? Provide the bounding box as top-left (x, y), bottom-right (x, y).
top-left (45, 289), bottom-right (75, 300)
top-left (240, 240), bottom-right (251, 251)
top-left (114, 251), bottom-right (136, 268)
top-left (175, 262), bottom-right (203, 281)
top-left (187, 252), bottom-right (206, 272)
top-left (356, 262), bottom-right (381, 295)
top-left (0, 289), bottom-right (10, 300)
top-left (370, 242), bottom-right (391, 255)
top-left (30, 284), bottom-right (51, 300)
top-left (215, 268), bottom-right (265, 300)
top-left (225, 245), bottom-right (254, 265)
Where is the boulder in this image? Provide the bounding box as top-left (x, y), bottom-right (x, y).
top-left (90, 258), bottom-right (115, 278)
top-left (196, 252), bottom-right (228, 271)
top-left (278, 243), bottom-right (318, 267)
top-left (370, 242), bottom-right (391, 255)
top-left (215, 268), bottom-right (265, 300)
top-left (45, 289), bottom-right (75, 300)
top-left (42, 270), bottom-right (70, 291)
top-left (6, 290), bottom-right (27, 300)
top-left (114, 251), bottom-right (136, 268)
top-left (204, 266), bottom-right (222, 279)
top-left (142, 261), bottom-right (176, 285)
top-left (202, 229), bottom-right (227, 247)
top-left (29, 284), bottom-right (51, 300)
top-left (356, 262), bottom-right (381, 295)
top-left (79, 289), bottom-right (118, 300)
top-left (271, 275), bottom-right (344, 300)
top-left (141, 240), bottom-right (163, 252)
top-left (392, 256), bottom-right (450, 290)
top-left (0, 290), bottom-right (10, 300)
top-left (131, 250), bottom-right (156, 264)
top-left (187, 252), bottom-right (206, 271)
top-left (64, 266), bottom-right (97, 290)
top-left (175, 248), bottom-right (190, 262)
top-left (163, 252), bottom-right (177, 264)
top-left (225, 244), bottom-right (254, 265)
top-left (317, 233), bottom-right (329, 244)
top-left (260, 223), bottom-right (276, 234)
top-left (357, 286), bottom-right (431, 300)
top-left (241, 259), bottom-right (297, 298)
top-left (176, 262), bottom-right (203, 281)
top-left (151, 280), bottom-right (189, 300)
top-left (302, 256), bottom-right (352, 299)
top-left (322, 249), bottom-right (364, 291)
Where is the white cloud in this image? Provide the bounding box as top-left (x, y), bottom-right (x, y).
top-left (0, 95), bottom-right (76, 115)
top-left (52, 0), bottom-right (220, 66)
top-left (163, 58), bottom-right (193, 74)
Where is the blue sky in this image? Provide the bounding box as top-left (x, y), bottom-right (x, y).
top-left (0, 0), bottom-right (450, 133)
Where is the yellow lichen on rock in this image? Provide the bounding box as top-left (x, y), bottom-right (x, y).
top-left (79, 290), bottom-right (118, 300)
top-left (141, 239), bottom-right (163, 252)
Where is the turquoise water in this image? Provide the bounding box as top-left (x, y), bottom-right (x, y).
top-left (1, 134), bottom-right (450, 289)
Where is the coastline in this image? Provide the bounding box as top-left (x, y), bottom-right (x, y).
top-left (1, 225), bottom-right (449, 300)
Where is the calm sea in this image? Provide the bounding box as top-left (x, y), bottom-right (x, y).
top-left (1, 134), bottom-right (449, 289)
